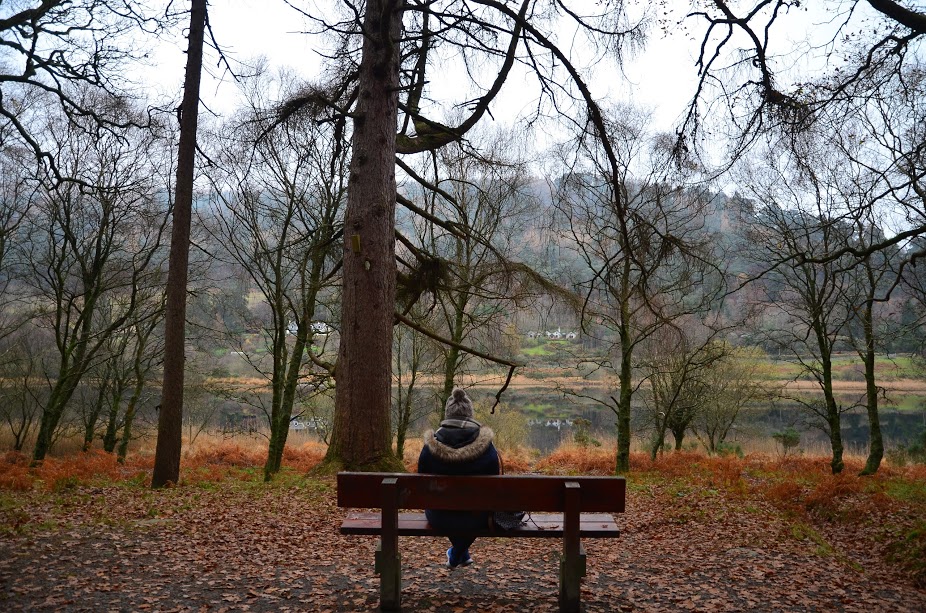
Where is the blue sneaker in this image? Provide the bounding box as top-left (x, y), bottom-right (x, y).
top-left (445, 547), bottom-right (474, 569)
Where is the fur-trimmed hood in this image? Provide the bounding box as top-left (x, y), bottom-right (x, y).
top-left (423, 426), bottom-right (495, 463)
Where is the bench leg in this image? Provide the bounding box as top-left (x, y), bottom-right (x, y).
top-left (561, 482), bottom-right (584, 612)
top-left (375, 539), bottom-right (401, 610)
top-left (559, 545), bottom-right (586, 613)
top-left (377, 478), bottom-right (401, 611)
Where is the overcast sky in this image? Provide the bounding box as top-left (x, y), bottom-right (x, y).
top-left (143, 1), bottom-right (843, 145)
top-left (146, 2), bottom-right (702, 128)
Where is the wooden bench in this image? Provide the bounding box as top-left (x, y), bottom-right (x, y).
top-left (337, 472), bottom-right (626, 612)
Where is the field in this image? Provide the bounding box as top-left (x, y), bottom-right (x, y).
top-left (1, 439), bottom-right (925, 611)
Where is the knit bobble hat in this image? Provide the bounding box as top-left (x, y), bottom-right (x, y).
top-left (444, 388), bottom-right (474, 419)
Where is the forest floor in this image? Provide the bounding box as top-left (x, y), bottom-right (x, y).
top-left (0, 445), bottom-right (925, 612)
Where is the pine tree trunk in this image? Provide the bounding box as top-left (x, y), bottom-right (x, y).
top-left (324, 0), bottom-right (405, 472)
top-left (152, 0), bottom-right (206, 488)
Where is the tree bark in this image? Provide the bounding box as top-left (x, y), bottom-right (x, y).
top-left (117, 373), bottom-right (145, 463)
top-left (263, 298), bottom-right (315, 481)
top-left (860, 296), bottom-right (883, 475)
top-left (83, 369), bottom-right (110, 452)
top-left (151, 0), bottom-right (206, 488)
top-left (819, 347), bottom-right (845, 475)
top-left (323, 0), bottom-right (405, 472)
top-left (102, 380), bottom-right (127, 453)
top-left (440, 289), bottom-right (467, 417)
top-left (616, 257), bottom-right (632, 474)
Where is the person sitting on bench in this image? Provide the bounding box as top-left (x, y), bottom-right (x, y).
top-left (417, 387), bottom-right (501, 568)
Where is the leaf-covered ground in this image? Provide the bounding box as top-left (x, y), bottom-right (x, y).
top-left (1, 448), bottom-right (925, 611)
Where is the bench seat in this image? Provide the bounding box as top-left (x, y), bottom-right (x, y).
top-left (337, 472), bottom-right (625, 612)
top-left (341, 511), bottom-right (620, 538)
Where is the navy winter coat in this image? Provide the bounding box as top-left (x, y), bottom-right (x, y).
top-left (417, 419), bottom-right (501, 476)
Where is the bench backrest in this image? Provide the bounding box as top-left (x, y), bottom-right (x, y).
top-left (337, 472), bottom-right (626, 513)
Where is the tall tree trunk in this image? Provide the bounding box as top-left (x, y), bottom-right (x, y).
top-left (440, 291), bottom-right (467, 417)
top-left (102, 383), bottom-right (127, 453)
top-left (117, 376), bottom-right (145, 463)
top-left (32, 369), bottom-right (83, 463)
top-left (264, 318), bottom-right (311, 481)
top-left (616, 258), bottom-right (632, 474)
top-left (820, 351), bottom-right (845, 475)
top-left (324, 0), bottom-right (405, 472)
top-left (264, 256), bottom-right (327, 480)
top-left (152, 0), bottom-right (206, 488)
top-left (860, 297), bottom-right (883, 475)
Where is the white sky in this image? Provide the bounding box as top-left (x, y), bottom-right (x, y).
top-left (146, 1), bottom-right (702, 130)
top-left (142, 1), bottom-right (850, 144)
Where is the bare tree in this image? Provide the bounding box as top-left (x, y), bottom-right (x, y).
top-left (551, 108), bottom-right (724, 473)
top-left (639, 325), bottom-right (726, 460)
top-left (0, 325), bottom-right (48, 451)
top-left (116, 295), bottom-right (166, 462)
top-left (204, 69), bottom-right (344, 481)
top-left (100, 285), bottom-right (166, 455)
top-left (77, 353), bottom-right (113, 452)
top-left (400, 128), bottom-right (538, 413)
top-left (742, 153), bottom-right (861, 474)
top-left (0, 1), bottom-right (169, 174)
top-left (847, 224), bottom-right (893, 473)
top-left (23, 92), bottom-right (169, 463)
top-left (685, 1), bottom-right (926, 262)
top-left (691, 345), bottom-right (774, 454)
top-left (0, 142), bottom-right (40, 345)
top-left (392, 311), bottom-right (439, 460)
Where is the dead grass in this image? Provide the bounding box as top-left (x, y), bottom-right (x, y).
top-left (535, 443), bottom-right (617, 474)
top-left (0, 437), bottom-right (330, 491)
top-left (3, 434), bottom-right (924, 522)
top-left (0, 449), bottom-right (150, 492)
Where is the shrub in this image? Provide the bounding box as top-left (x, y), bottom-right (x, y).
top-left (888, 429), bottom-right (926, 466)
top-left (716, 441), bottom-right (744, 458)
top-left (762, 479), bottom-right (804, 510)
top-left (281, 442), bottom-right (326, 472)
top-left (498, 446), bottom-right (536, 474)
top-left (187, 442), bottom-right (262, 467)
top-left (803, 474), bottom-right (863, 519)
top-left (572, 418), bottom-right (601, 448)
top-left (772, 429), bottom-right (801, 457)
top-left (477, 403), bottom-right (529, 450)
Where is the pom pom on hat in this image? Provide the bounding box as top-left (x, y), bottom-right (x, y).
top-left (444, 387), bottom-right (474, 419)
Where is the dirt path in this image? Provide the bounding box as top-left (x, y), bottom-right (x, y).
top-left (1, 479), bottom-right (923, 612)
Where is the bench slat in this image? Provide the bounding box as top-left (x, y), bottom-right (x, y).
top-left (340, 511), bottom-right (620, 538)
top-left (338, 473), bottom-right (626, 513)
